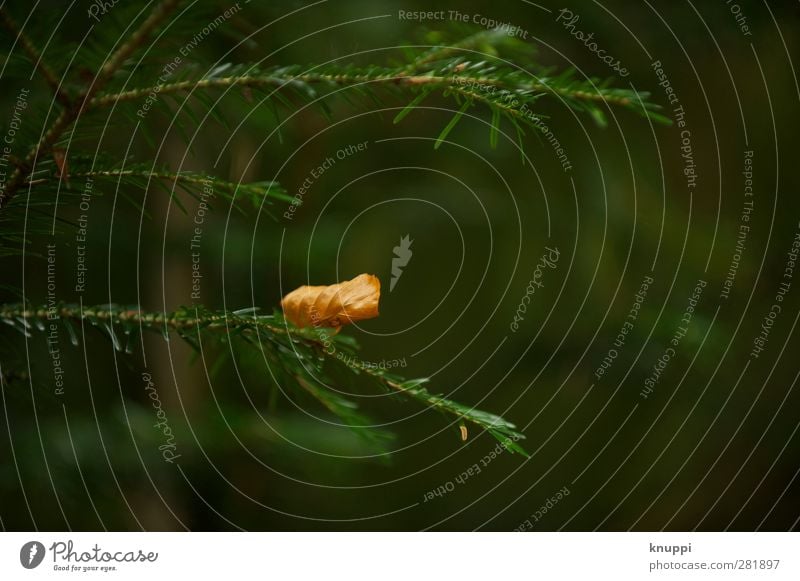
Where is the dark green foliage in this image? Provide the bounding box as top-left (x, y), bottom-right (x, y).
top-left (0, 0), bottom-right (660, 456)
top-left (0, 303), bottom-right (526, 453)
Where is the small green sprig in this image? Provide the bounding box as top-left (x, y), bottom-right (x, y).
top-left (0, 303), bottom-right (527, 454)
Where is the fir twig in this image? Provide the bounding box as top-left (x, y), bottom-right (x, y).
top-left (0, 7), bottom-right (70, 105)
top-left (89, 69), bottom-right (638, 111)
top-left (26, 168), bottom-right (292, 205)
top-left (0, 303), bottom-right (527, 451)
top-left (0, 0), bottom-right (183, 209)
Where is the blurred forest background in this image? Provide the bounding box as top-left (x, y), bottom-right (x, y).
top-left (1, 0), bottom-right (799, 531)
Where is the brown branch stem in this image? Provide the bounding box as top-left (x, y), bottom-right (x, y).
top-left (0, 7), bottom-right (70, 105)
top-left (0, 0), bottom-right (182, 210)
top-left (89, 71), bottom-right (632, 110)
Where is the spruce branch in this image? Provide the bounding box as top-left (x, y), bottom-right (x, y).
top-left (0, 303), bottom-right (283, 337)
top-left (0, 7), bottom-right (70, 105)
top-left (92, 0), bottom-right (183, 92)
top-left (0, 303), bottom-right (527, 452)
top-left (26, 167), bottom-right (293, 206)
top-left (404, 27), bottom-right (537, 71)
top-left (0, 18), bottom-right (672, 459)
top-left (293, 375), bottom-right (394, 452)
top-left (89, 68), bottom-right (641, 112)
top-left (0, 0), bottom-right (183, 210)
top-left (86, 55), bottom-right (664, 154)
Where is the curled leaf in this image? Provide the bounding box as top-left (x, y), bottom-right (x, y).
top-left (281, 273), bottom-right (380, 330)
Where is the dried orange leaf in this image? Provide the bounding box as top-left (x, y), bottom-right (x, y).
top-left (281, 273), bottom-right (380, 329)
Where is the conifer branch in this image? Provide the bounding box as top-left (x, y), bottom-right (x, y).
top-left (0, 303), bottom-right (282, 336)
top-left (89, 69), bottom-right (638, 111)
top-left (92, 0), bottom-right (183, 94)
top-left (0, 17), bottom-right (668, 456)
top-left (0, 0), bottom-right (183, 210)
top-left (0, 302), bottom-right (527, 451)
top-left (0, 7), bottom-right (70, 105)
top-left (26, 168), bottom-right (291, 205)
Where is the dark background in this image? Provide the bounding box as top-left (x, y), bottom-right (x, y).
top-left (1, 0), bottom-right (799, 531)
